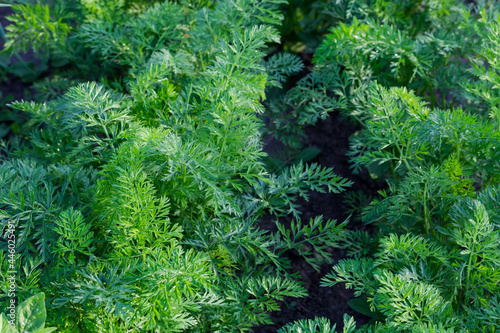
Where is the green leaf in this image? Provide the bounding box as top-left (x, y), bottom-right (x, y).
top-left (50, 55), bottom-right (70, 68)
top-left (32, 328), bottom-right (57, 333)
top-left (295, 147), bottom-right (322, 163)
top-left (9, 61), bottom-right (42, 82)
top-left (15, 293), bottom-right (46, 333)
top-left (0, 55), bottom-right (10, 68)
top-left (0, 23), bottom-right (7, 43)
top-left (277, 317), bottom-right (336, 333)
top-left (0, 313), bottom-right (17, 333)
top-left (10, 123), bottom-right (20, 134)
top-left (0, 123), bottom-right (10, 138)
top-left (348, 296), bottom-right (384, 320)
top-left (348, 296), bottom-right (371, 316)
top-left (365, 160), bottom-right (390, 179)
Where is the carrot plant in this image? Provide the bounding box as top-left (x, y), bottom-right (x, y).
top-left (277, 0), bottom-right (500, 332)
top-left (0, 0), bottom-right (353, 331)
top-left (4, 0), bottom-right (500, 332)
top-left (265, 0), bottom-right (484, 148)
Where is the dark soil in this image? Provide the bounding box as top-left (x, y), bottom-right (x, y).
top-left (254, 110), bottom-right (384, 332)
top-left (253, 46), bottom-right (385, 331)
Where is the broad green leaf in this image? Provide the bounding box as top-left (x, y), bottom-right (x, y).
top-left (295, 147), bottom-right (322, 163)
top-left (32, 328), bottom-right (57, 333)
top-left (348, 296), bottom-right (384, 321)
top-left (16, 293), bottom-right (46, 333)
top-left (0, 313), bottom-right (16, 333)
top-left (0, 123), bottom-right (10, 138)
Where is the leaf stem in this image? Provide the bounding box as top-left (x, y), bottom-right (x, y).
top-left (423, 179), bottom-right (430, 236)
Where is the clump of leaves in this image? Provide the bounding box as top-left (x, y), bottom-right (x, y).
top-left (276, 1), bottom-right (500, 332)
top-left (0, 292), bottom-right (56, 333)
top-left (265, 0), bottom-right (490, 148)
top-left (324, 194), bottom-right (500, 331)
top-left (0, 0), bottom-right (353, 331)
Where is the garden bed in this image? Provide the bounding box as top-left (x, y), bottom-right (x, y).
top-left (2, 1), bottom-right (500, 332)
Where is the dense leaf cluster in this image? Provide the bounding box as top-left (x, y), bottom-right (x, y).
top-left (2, 0), bottom-right (500, 332)
top-left (0, 0), bottom-right (351, 331)
top-left (274, 0), bottom-right (500, 331)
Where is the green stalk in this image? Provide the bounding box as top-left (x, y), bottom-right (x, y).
top-left (218, 136), bottom-right (226, 165)
top-left (395, 141), bottom-right (412, 174)
top-left (217, 55), bottom-right (239, 165)
top-left (464, 230), bottom-right (479, 300)
top-left (423, 179), bottom-right (430, 236)
top-left (465, 247), bottom-right (474, 300)
top-left (454, 133), bottom-right (461, 160)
